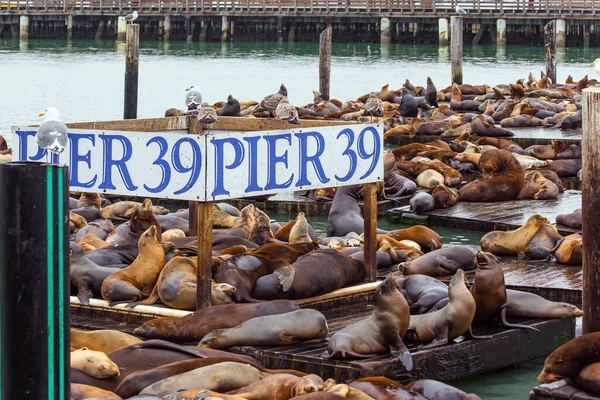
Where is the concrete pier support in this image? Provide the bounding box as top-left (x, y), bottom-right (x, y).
top-left (496, 19), bottom-right (506, 46)
top-left (584, 25), bottom-right (590, 48)
top-left (185, 17), bottom-right (192, 42)
top-left (380, 17), bottom-right (391, 44)
top-left (159, 20), bottom-right (164, 39)
top-left (277, 17), bottom-right (283, 43)
top-left (164, 15), bottom-right (171, 41)
top-left (438, 18), bottom-right (449, 46)
top-left (19, 15), bottom-right (29, 41)
top-left (199, 21), bottom-right (208, 42)
top-left (221, 16), bottom-right (229, 42)
top-left (556, 19), bottom-right (566, 48)
top-left (288, 21), bottom-right (296, 42)
top-left (66, 15), bottom-right (73, 40)
top-left (95, 20), bottom-right (104, 40)
top-left (117, 17), bottom-right (126, 41)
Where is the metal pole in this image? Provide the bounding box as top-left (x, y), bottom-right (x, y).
top-left (124, 23), bottom-right (140, 120)
top-left (0, 162), bottom-right (70, 399)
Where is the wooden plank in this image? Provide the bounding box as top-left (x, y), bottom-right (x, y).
top-left (196, 201), bottom-right (213, 309)
top-left (531, 380), bottom-right (600, 400)
top-left (363, 182), bottom-right (378, 282)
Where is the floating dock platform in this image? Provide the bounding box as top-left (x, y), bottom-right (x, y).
top-left (530, 380), bottom-right (600, 400)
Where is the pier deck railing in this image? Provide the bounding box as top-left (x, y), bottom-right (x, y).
top-left (0, 0), bottom-right (596, 17)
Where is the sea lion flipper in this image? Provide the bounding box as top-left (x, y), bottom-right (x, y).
top-left (274, 265), bottom-right (296, 292)
top-left (422, 338), bottom-right (448, 349)
top-left (465, 326), bottom-right (493, 340)
top-left (389, 339), bottom-right (413, 371)
top-left (76, 286), bottom-right (93, 306)
top-left (500, 305), bottom-right (541, 332)
top-left (438, 256), bottom-right (465, 272)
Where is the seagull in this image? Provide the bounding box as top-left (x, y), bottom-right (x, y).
top-left (590, 58), bottom-right (600, 76)
top-left (197, 103), bottom-right (218, 132)
top-left (254, 84), bottom-right (287, 118)
top-left (275, 97), bottom-right (300, 124)
top-left (124, 11), bottom-right (138, 23)
top-left (185, 86), bottom-right (202, 115)
top-left (36, 107), bottom-right (68, 165)
top-left (364, 92), bottom-right (384, 123)
top-left (455, 5), bottom-right (467, 14)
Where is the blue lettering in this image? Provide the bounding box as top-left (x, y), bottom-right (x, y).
top-left (69, 134), bottom-right (97, 188)
top-left (357, 126), bottom-right (382, 179)
top-left (243, 136), bottom-right (263, 193)
top-left (295, 131), bottom-right (330, 187)
top-left (144, 136), bottom-right (171, 193)
top-left (98, 134), bottom-right (138, 191)
top-left (264, 134), bottom-right (293, 191)
top-left (335, 128), bottom-right (357, 182)
top-left (14, 131), bottom-right (42, 161)
top-left (211, 137), bottom-right (245, 197)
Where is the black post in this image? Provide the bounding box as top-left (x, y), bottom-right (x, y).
top-left (0, 162), bottom-right (70, 399)
top-left (545, 20), bottom-right (557, 84)
top-left (124, 23), bottom-right (140, 120)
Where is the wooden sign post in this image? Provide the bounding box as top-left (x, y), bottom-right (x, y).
top-left (319, 22), bottom-right (332, 101)
top-left (124, 23), bottom-right (140, 120)
top-left (545, 20), bottom-right (557, 84)
top-left (363, 182), bottom-right (378, 282)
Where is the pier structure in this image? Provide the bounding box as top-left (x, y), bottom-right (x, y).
top-left (0, 0), bottom-right (598, 45)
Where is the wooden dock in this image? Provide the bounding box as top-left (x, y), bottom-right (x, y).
top-left (530, 380), bottom-right (600, 400)
top-left (386, 190), bottom-right (581, 236)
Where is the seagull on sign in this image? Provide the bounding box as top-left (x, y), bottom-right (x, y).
top-left (124, 11), bottom-right (138, 23)
top-left (455, 5), bottom-right (467, 14)
top-left (36, 107), bottom-right (68, 165)
top-left (590, 58), bottom-right (600, 76)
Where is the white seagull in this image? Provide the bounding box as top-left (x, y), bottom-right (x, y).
top-left (185, 85), bottom-right (203, 115)
top-left (590, 58), bottom-right (600, 76)
top-left (124, 11), bottom-right (138, 23)
top-left (455, 5), bottom-right (467, 14)
top-left (36, 107), bottom-right (68, 165)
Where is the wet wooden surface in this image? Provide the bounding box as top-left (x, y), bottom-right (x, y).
top-left (386, 190), bottom-right (581, 235)
top-left (530, 380), bottom-right (600, 400)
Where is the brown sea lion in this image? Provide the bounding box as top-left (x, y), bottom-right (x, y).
top-left (392, 143), bottom-right (431, 160)
top-left (349, 377), bottom-right (429, 400)
top-left (274, 213), bottom-right (318, 242)
top-left (325, 383), bottom-right (376, 399)
top-left (327, 276), bottom-right (413, 371)
top-left (554, 144), bottom-right (581, 160)
top-left (471, 115), bottom-right (513, 137)
top-left (105, 198), bottom-right (163, 244)
top-left (432, 184), bottom-right (460, 208)
top-left (71, 347), bottom-right (120, 379)
top-left (71, 384), bottom-right (122, 400)
top-left (101, 225), bottom-right (166, 303)
top-left (407, 380), bottom-right (482, 400)
top-left (229, 374), bottom-right (325, 400)
top-left (542, 159), bottom-right (581, 178)
top-left (387, 226), bottom-right (442, 253)
top-left (384, 170), bottom-right (417, 197)
top-left (528, 168), bottom-right (564, 192)
top-left (524, 140), bottom-right (567, 160)
top-left (517, 171), bottom-right (559, 200)
top-left (556, 208), bottom-right (581, 229)
top-left (75, 219), bottom-right (115, 243)
top-left (78, 232), bottom-right (109, 249)
top-left (70, 211), bottom-right (88, 230)
top-left (327, 185), bottom-right (388, 237)
top-left (134, 300), bottom-right (300, 341)
top-left (406, 269), bottom-right (475, 347)
top-left (505, 289), bottom-right (583, 319)
top-left (213, 204), bottom-right (257, 240)
top-left (480, 214), bottom-right (549, 256)
top-left (100, 201), bottom-right (168, 221)
top-left (71, 192), bottom-right (102, 222)
top-left (289, 393), bottom-right (346, 399)
top-left (476, 137), bottom-right (523, 153)
top-left (455, 152), bottom-right (482, 166)
top-left (399, 247), bottom-right (476, 276)
top-left (395, 274), bottom-right (449, 314)
top-left (70, 242), bottom-right (121, 305)
top-left (554, 233), bottom-right (582, 265)
top-left (538, 332), bottom-right (600, 383)
top-left (162, 228), bottom-right (186, 241)
top-left (567, 362), bottom-right (600, 395)
top-left (289, 212), bottom-right (312, 244)
top-left (71, 329), bottom-right (142, 355)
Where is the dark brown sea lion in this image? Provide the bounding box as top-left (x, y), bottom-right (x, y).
top-left (425, 77), bottom-right (438, 107)
top-left (506, 289), bottom-right (583, 319)
top-left (395, 274), bottom-right (449, 314)
top-left (326, 184), bottom-right (388, 237)
top-left (554, 144), bottom-right (581, 160)
top-left (134, 300), bottom-right (300, 341)
top-left (450, 84), bottom-right (483, 112)
top-left (392, 143), bottom-right (430, 160)
top-left (101, 225), bottom-right (165, 303)
top-left (566, 362), bottom-right (600, 395)
top-left (409, 192), bottom-right (435, 213)
top-left (405, 270), bottom-right (475, 347)
top-left (384, 170), bottom-right (417, 197)
top-left (327, 276), bottom-right (413, 371)
top-left (524, 224), bottom-right (564, 260)
top-left (349, 377), bottom-right (429, 400)
top-left (517, 171), bottom-right (559, 200)
top-left (500, 114), bottom-right (545, 128)
top-left (85, 244), bottom-right (139, 267)
top-left (480, 214), bottom-right (549, 256)
top-left (75, 219), bottom-right (115, 243)
top-left (71, 384), bottom-right (122, 400)
top-left (458, 149), bottom-right (524, 202)
top-left (542, 159), bottom-right (581, 178)
top-left (399, 247), bottom-right (476, 276)
top-left (556, 208), bottom-right (582, 229)
top-left (105, 198), bottom-right (163, 245)
top-left (554, 233), bottom-right (582, 265)
top-left (387, 226), bottom-right (442, 253)
top-left (407, 380), bottom-right (481, 400)
top-left (251, 250), bottom-right (365, 300)
top-left (432, 184), bottom-right (459, 208)
top-left (200, 309), bottom-right (328, 348)
top-left (71, 192), bottom-right (102, 222)
top-left (471, 115), bottom-right (513, 137)
top-left (538, 332), bottom-right (600, 383)
top-left (528, 169), bottom-right (564, 192)
top-left (524, 140), bottom-right (567, 160)
top-left (70, 242), bottom-right (122, 305)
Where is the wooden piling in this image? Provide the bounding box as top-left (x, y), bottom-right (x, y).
top-left (363, 182), bottom-right (378, 282)
top-left (123, 24), bottom-right (139, 120)
top-left (319, 23), bottom-right (332, 101)
top-left (582, 87), bottom-right (600, 333)
top-left (196, 201), bottom-right (213, 309)
top-left (450, 16), bottom-right (463, 85)
top-left (545, 20), bottom-right (557, 85)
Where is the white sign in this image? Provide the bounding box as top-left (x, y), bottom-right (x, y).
top-left (12, 124), bottom-right (384, 201)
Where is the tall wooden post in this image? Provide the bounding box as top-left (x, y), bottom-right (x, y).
top-left (196, 202), bottom-right (213, 309)
top-left (363, 182), bottom-right (378, 282)
top-left (545, 20), bottom-right (557, 84)
top-left (124, 24), bottom-right (139, 120)
top-left (450, 16), bottom-right (463, 85)
top-left (582, 87), bottom-right (600, 333)
top-left (319, 22), bottom-right (332, 101)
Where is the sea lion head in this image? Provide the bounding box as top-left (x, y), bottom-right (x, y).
top-left (130, 198), bottom-right (162, 241)
top-left (383, 149), bottom-right (395, 171)
top-left (289, 212), bottom-right (311, 244)
top-left (78, 192), bottom-right (101, 210)
top-left (152, 205), bottom-right (169, 215)
top-left (198, 329), bottom-right (223, 348)
top-left (70, 241), bottom-right (85, 258)
top-left (72, 347), bottom-right (120, 378)
top-left (526, 214), bottom-right (550, 227)
top-left (375, 275), bottom-right (401, 305)
top-left (475, 251), bottom-right (499, 270)
top-left (253, 207), bottom-right (271, 229)
top-left (293, 374), bottom-right (325, 396)
top-left (133, 317), bottom-right (178, 338)
top-left (448, 269), bottom-right (468, 299)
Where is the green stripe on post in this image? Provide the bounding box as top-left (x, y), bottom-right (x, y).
top-left (57, 169), bottom-right (65, 400)
top-left (46, 166), bottom-right (55, 399)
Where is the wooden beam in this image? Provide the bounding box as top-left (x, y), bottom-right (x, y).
top-left (450, 16), bottom-right (463, 85)
top-left (363, 182), bottom-right (378, 282)
top-left (124, 23), bottom-right (139, 120)
top-left (545, 20), bottom-right (557, 84)
top-left (319, 23), bottom-right (332, 101)
top-left (582, 87), bottom-right (600, 333)
top-left (196, 201), bottom-right (213, 309)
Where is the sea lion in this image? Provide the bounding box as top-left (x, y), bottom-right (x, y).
top-left (480, 214), bottom-right (549, 256)
top-left (505, 289), bottom-right (583, 319)
top-left (220, 94), bottom-right (242, 117)
top-left (399, 247), bottom-right (476, 276)
top-left (567, 362), bottom-right (600, 395)
top-left (555, 144), bottom-right (581, 160)
top-left (70, 211), bottom-right (88, 230)
top-left (71, 347), bottom-right (120, 379)
top-left (71, 329), bottom-right (142, 354)
top-left (542, 159), bottom-right (581, 178)
top-left (251, 249), bottom-right (365, 300)
top-left (85, 244), bottom-right (140, 267)
top-left (287, 393), bottom-right (346, 399)
top-left (134, 300), bottom-right (300, 341)
top-left (517, 171), bottom-right (559, 200)
top-left (395, 274), bottom-right (449, 314)
top-left (554, 233), bottom-right (582, 265)
top-left (212, 204), bottom-right (257, 240)
top-left (70, 242), bottom-right (121, 305)
top-left (392, 143), bottom-right (430, 160)
top-left (556, 209), bottom-right (582, 229)
top-left (155, 214), bottom-right (189, 234)
top-left (101, 225), bottom-right (166, 303)
top-left (327, 276), bottom-right (413, 371)
top-left (384, 170), bottom-right (417, 197)
top-left (524, 224), bottom-right (564, 260)
top-left (100, 201), bottom-right (167, 221)
top-left (425, 77), bottom-right (439, 107)
top-left (327, 184), bottom-right (387, 237)
top-left (476, 137), bottom-right (523, 153)
top-left (387, 226), bottom-right (442, 253)
top-left (139, 362), bottom-right (266, 396)
top-left (405, 269), bottom-right (476, 347)
top-left (524, 140), bottom-right (567, 160)
top-left (75, 219), bottom-right (115, 243)
top-left (229, 373), bottom-right (324, 400)
top-left (407, 380), bottom-right (482, 400)
top-left (289, 212), bottom-right (312, 244)
top-left (409, 192), bottom-right (435, 213)
top-left (105, 199), bottom-right (163, 244)
top-left (325, 384), bottom-right (376, 399)
top-left (71, 192), bottom-right (102, 222)
top-left (432, 184), bottom-right (460, 208)
top-left (455, 152), bottom-right (481, 166)
top-left (500, 114), bottom-right (545, 128)
top-left (415, 169), bottom-right (444, 189)
top-left (538, 332), bottom-right (600, 383)
top-left (199, 309), bottom-right (328, 348)
top-left (349, 377), bottom-right (428, 399)
top-left (274, 214), bottom-right (318, 243)
top-left (71, 384), bottom-right (122, 400)
top-left (471, 115), bottom-right (513, 137)
top-left (162, 228), bottom-right (186, 241)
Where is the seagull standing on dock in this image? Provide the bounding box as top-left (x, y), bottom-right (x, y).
top-left (36, 107), bottom-right (68, 165)
top-left (197, 102), bottom-right (218, 132)
top-left (590, 58), bottom-right (600, 76)
top-left (124, 11), bottom-right (138, 23)
top-left (275, 97), bottom-right (300, 124)
top-left (185, 86), bottom-right (202, 115)
top-left (364, 93), bottom-right (384, 123)
top-left (254, 84), bottom-right (287, 118)
top-left (455, 5), bottom-right (467, 14)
